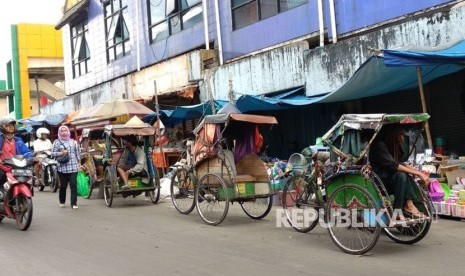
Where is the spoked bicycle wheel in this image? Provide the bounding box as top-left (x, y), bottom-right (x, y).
top-left (171, 167), bottom-right (196, 214)
top-left (103, 167), bottom-right (116, 207)
top-left (240, 196), bottom-right (273, 220)
top-left (384, 194), bottom-right (433, 244)
top-left (148, 172), bottom-right (161, 204)
top-left (383, 220), bottom-right (431, 244)
top-left (282, 176), bottom-right (319, 233)
top-left (324, 184), bottom-right (381, 255)
top-left (384, 179), bottom-right (434, 244)
top-left (195, 173), bottom-right (229, 226)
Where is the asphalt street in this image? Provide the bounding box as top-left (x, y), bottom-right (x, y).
top-left (1, 189), bottom-right (463, 276)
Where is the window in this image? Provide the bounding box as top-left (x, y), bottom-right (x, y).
top-left (71, 19), bottom-right (90, 78)
top-left (231, 0), bottom-right (307, 30)
top-left (104, 0), bottom-right (130, 63)
top-left (148, 0), bottom-right (203, 44)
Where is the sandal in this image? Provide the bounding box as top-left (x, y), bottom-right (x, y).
top-left (403, 210), bottom-right (426, 219)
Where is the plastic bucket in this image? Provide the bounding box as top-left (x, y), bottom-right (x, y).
top-left (441, 183), bottom-right (450, 201)
top-left (434, 137), bottom-right (445, 146)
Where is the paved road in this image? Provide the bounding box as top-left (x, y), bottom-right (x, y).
top-left (1, 190), bottom-right (463, 276)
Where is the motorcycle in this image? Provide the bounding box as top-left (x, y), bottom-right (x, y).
top-left (35, 151), bottom-right (59, 192)
top-left (0, 155), bottom-right (35, 231)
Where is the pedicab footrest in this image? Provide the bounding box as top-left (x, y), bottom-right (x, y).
top-left (117, 177), bottom-right (149, 190)
top-left (218, 181), bottom-right (256, 200)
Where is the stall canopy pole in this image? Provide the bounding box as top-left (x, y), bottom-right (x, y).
top-left (416, 67), bottom-right (433, 149)
top-left (154, 80), bottom-right (166, 175)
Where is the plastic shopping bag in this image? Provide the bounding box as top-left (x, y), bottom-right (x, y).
top-left (77, 171), bottom-right (90, 197)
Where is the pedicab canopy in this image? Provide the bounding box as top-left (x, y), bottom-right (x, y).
top-left (322, 113), bottom-right (430, 141)
top-left (193, 103), bottom-right (278, 135)
top-left (193, 103), bottom-right (278, 163)
top-left (104, 124), bottom-right (156, 136)
top-left (321, 113), bottom-right (430, 162)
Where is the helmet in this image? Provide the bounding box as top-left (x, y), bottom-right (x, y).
top-left (1, 117), bottom-right (16, 127)
top-left (36, 127), bottom-right (50, 138)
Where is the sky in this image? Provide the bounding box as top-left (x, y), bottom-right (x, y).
top-left (0, 0), bottom-right (64, 80)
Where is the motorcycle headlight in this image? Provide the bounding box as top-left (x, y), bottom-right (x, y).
top-left (16, 176), bottom-right (28, 182)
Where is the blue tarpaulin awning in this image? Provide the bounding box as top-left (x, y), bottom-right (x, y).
top-left (383, 40), bottom-right (465, 66)
top-left (236, 86), bottom-right (326, 113)
top-left (19, 113), bottom-right (68, 126)
top-left (236, 39), bottom-right (465, 109)
top-left (316, 40), bottom-right (465, 103)
top-left (142, 100), bottom-right (228, 127)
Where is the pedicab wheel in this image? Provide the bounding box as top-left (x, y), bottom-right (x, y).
top-left (195, 173), bottom-right (229, 226)
top-left (324, 184), bottom-right (381, 255)
top-left (50, 169), bottom-right (59, 193)
top-left (384, 220), bottom-right (431, 244)
top-left (282, 175), bottom-right (319, 233)
top-left (85, 175), bottom-right (95, 199)
top-left (148, 175), bottom-right (161, 204)
top-left (240, 196), bottom-right (273, 219)
top-left (15, 195), bottom-right (33, 231)
top-left (383, 199), bottom-right (432, 244)
top-left (171, 167), bottom-right (196, 214)
top-left (103, 167), bottom-right (116, 207)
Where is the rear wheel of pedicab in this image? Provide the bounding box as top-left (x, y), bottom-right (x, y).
top-left (324, 184), bottom-right (381, 255)
top-left (282, 176), bottom-right (319, 233)
top-left (85, 175), bottom-right (95, 199)
top-left (240, 196), bottom-right (273, 219)
top-left (15, 195), bottom-right (33, 231)
top-left (384, 179), bottom-right (433, 244)
top-left (171, 167), bottom-right (196, 214)
top-left (195, 173), bottom-right (229, 226)
top-left (384, 219), bottom-right (431, 244)
top-left (103, 167), bottom-right (116, 207)
top-left (148, 171), bottom-right (161, 204)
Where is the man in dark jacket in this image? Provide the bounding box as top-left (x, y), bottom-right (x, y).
top-left (0, 118), bottom-right (34, 199)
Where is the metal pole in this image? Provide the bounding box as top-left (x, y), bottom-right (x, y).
top-left (202, 0), bottom-right (210, 50)
top-left (416, 67), bottom-right (433, 149)
top-left (153, 80), bottom-right (166, 175)
top-left (34, 76), bottom-right (40, 115)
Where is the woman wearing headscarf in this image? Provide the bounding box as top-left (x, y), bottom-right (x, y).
top-left (51, 125), bottom-right (81, 209)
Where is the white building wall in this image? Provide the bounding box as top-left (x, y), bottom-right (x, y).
top-left (201, 4), bottom-right (465, 101)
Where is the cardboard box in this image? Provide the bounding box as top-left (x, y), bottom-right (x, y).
top-left (445, 168), bottom-right (465, 187)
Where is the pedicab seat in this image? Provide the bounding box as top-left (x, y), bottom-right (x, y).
top-left (235, 174), bottom-right (256, 182)
top-left (110, 148), bottom-right (125, 165)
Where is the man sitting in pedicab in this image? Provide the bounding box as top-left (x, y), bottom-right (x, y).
top-left (117, 135), bottom-right (148, 190)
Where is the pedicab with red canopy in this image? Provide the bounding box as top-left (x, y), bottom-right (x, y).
top-left (171, 104), bottom-right (279, 225)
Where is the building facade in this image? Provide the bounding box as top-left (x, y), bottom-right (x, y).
top-left (3, 24), bottom-right (66, 119)
top-left (46, 0), bottom-right (464, 111)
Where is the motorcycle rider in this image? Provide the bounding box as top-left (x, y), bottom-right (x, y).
top-left (33, 127), bottom-right (53, 184)
top-left (33, 127), bottom-right (52, 153)
top-left (0, 117), bottom-right (35, 200)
